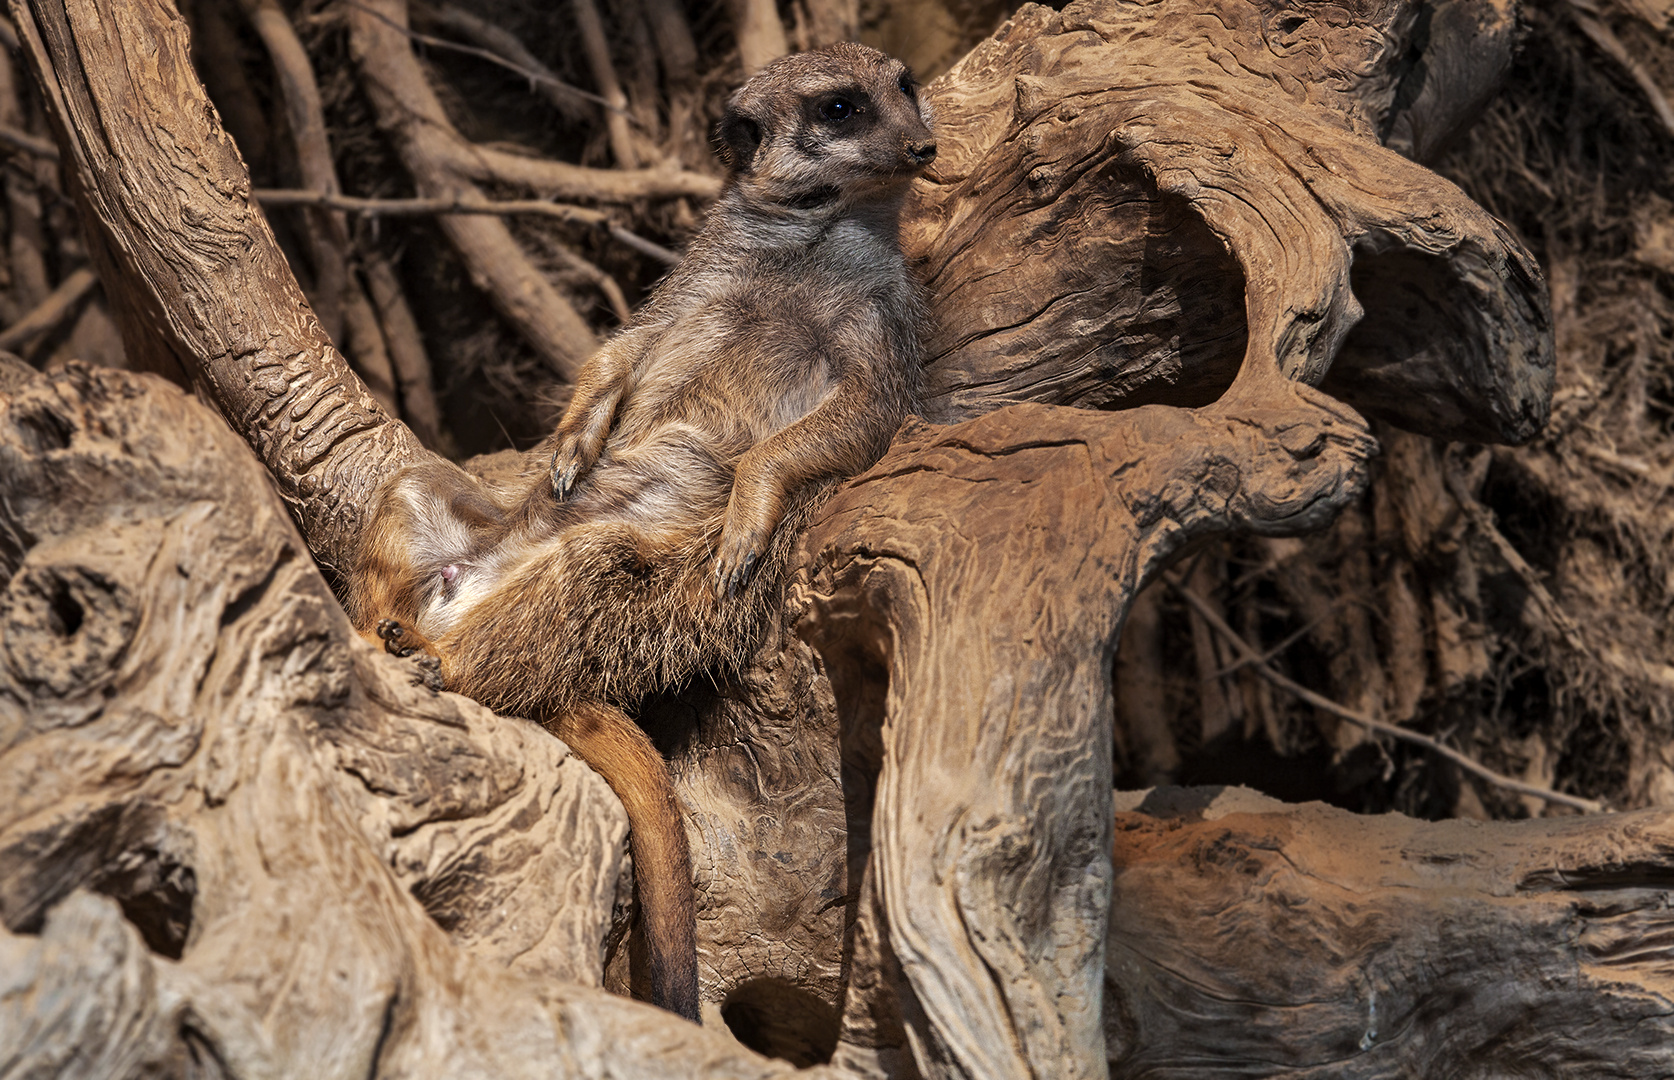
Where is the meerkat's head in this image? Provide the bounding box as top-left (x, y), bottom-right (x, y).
top-left (715, 43), bottom-right (936, 211)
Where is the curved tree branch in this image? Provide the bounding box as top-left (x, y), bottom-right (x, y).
top-left (8, 0), bottom-right (422, 578)
top-left (795, 383), bottom-right (1375, 1077)
top-left (905, 0), bottom-right (1553, 445)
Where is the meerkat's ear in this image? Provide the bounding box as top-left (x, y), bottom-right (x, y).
top-left (715, 110), bottom-right (763, 173)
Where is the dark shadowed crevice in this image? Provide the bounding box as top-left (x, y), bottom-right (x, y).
top-left (220, 544), bottom-right (295, 628)
top-left (1377, 2), bottom-right (1434, 147)
top-left (46, 574), bottom-right (84, 636)
top-left (13, 402), bottom-right (74, 453)
top-left (95, 850), bottom-right (198, 960)
top-left (3, 805), bottom-right (197, 960)
top-left (1324, 244), bottom-right (1548, 444)
top-left (721, 977), bottom-right (842, 1066)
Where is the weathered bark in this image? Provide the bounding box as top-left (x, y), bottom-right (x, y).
top-left (1105, 786), bottom-right (1674, 1078)
top-left (8, 0), bottom-right (1662, 1078)
top-left (794, 386), bottom-right (1374, 1078)
top-left (904, 0), bottom-right (1551, 445)
top-left (0, 360), bottom-right (822, 1079)
top-left (9, 0), bottom-right (424, 580)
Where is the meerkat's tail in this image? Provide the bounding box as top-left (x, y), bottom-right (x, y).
top-left (551, 701), bottom-right (699, 1022)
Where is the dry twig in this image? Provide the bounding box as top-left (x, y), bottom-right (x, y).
top-left (1445, 464), bottom-right (1674, 692)
top-left (728, 0), bottom-right (789, 74)
top-left (253, 189), bottom-right (681, 264)
top-left (344, 1), bottom-right (718, 203)
top-left (449, 139), bottom-right (720, 203)
top-left (635, 0), bottom-right (698, 86)
top-left (361, 257), bottom-right (445, 448)
top-left (347, 0), bottom-right (620, 115)
top-left (0, 123), bottom-right (55, 159)
top-left (570, 0), bottom-right (639, 167)
top-left (0, 44), bottom-right (50, 323)
top-left (1170, 578), bottom-right (1607, 814)
top-left (240, 0), bottom-right (442, 441)
top-left (347, 0), bottom-right (600, 379)
top-left (1567, 0), bottom-right (1674, 139)
top-left (241, 0), bottom-right (351, 341)
top-left (420, 2), bottom-right (595, 122)
top-left (0, 265), bottom-right (95, 351)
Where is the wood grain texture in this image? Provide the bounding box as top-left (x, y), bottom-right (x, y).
top-left (906, 0), bottom-right (1553, 445)
top-left (6, 0), bottom-right (1638, 1077)
top-left (8, 0), bottom-right (425, 581)
top-left (1106, 786), bottom-right (1674, 1078)
top-left (794, 383), bottom-right (1375, 1078)
top-left (0, 362), bottom-right (823, 1079)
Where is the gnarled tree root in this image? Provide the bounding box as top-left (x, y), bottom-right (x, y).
top-left (794, 381), bottom-right (1376, 1078)
top-left (0, 362), bottom-right (818, 1079)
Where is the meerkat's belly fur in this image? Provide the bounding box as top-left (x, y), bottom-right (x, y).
top-left (351, 42), bottom-right (935, 1023)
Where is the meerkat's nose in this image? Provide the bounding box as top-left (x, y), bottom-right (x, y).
top-left (909, 140), bottom-right (937, 164)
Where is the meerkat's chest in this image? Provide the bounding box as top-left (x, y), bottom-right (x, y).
top-left (636, 271), bottom-right (860, 389)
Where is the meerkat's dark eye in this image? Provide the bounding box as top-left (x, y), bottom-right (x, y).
top-left (898, 73), bottom-right (915, 98)
top-left (820, 97), bottom-right (856, 122)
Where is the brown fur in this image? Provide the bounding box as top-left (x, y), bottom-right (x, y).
top-left (349, 43), bottom-right (934, 1022)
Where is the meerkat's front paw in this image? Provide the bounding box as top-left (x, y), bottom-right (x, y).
top-left (714, 515), bottom-right (772, 599)
top-left (550, 433), bottom-right (600, 500)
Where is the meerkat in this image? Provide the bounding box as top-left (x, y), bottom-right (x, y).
top-left (351, 42), bottom-right (935, 1022)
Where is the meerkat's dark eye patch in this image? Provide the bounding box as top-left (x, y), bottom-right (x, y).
top-left (898, 72), bottom-right (917, 98)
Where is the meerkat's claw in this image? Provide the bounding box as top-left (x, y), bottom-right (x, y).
top-left (715, 538), bottom-right (762, 599)
top-left (551, 457), bottom-right (579, 500)
top-left (376, 617), bottom-right (442, 686)
top-left (376, 617), bottom-right (415, 657)
top-left (734, 550), bottom-right (758, 596)
top-left (410, 653), bottom-right (444, 692)
top-left (552, 431), bottom-right (604, 501)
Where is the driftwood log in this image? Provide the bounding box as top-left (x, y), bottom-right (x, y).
top-left (4, 0), bottom-right (1671, 1077)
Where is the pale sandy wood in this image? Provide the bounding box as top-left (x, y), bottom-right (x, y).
top-left (1105, 786), bottom-right (1674, 1078)
top-left (794, 383), bottom-right (1376, 1078)
top-left (5, 0), bottom-right (1652, 1078)
top-left (0, 361), bottom-right (823, 1079)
